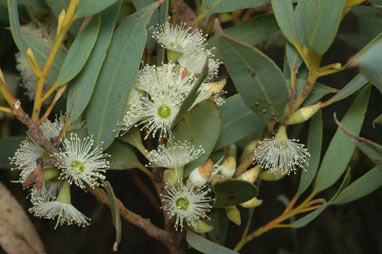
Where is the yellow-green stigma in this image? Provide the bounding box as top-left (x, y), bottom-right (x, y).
top-left (176, 197), bottom-right (189, 211)
top-left (158, 105), bottom-right (171, 118)
top-left (71, 160), bottom-right (85, 175)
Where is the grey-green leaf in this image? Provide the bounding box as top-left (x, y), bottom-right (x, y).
top-left (7, 0), bottom-right (25, 52)
top-left (297, 110), bottom-right (322, 196)
top-left (208, 209), bottom-right (229, 245)
top-left (186, 231), bottom-right (238, 254)
top-left (351, 39), bottom-right (382, 94)
top-left (327, 73), bottom-right (369, 104)
top-left (86, 2), bottom-right (159, 150)
top-left (302, 0), bottom-right (346, 55)
top-left (271, 0), bottom-right (297, 45)
top-left (314, 86), bottom-right (370, 193)
top-left (67, 3), bottom-right (121, 121)
top-left (216, 35), bottom-right (289, 122)
top-left (215, 94), bottom-right (266, 150)
top-left (331, 166), bottom-right (382, 205)
top-left (200, 0), bottom-right (267, 16)
top-left (208, 14), bottom-right (279, 50)
top-left (57, 15), bottom-right (101, 86)
top-left (172, 100), bottom-right (221, 177)
top-left (213, 180), bottom-right (258, 208)
top-left (75, 0), bottom-right (119, 18)
top-left (106, 142), bottom-right (141, 170)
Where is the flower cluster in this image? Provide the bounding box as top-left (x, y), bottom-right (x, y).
top-left (118, 18), bottom-right (224, 140)
top-left (10, 115), bottom-right (109, 227)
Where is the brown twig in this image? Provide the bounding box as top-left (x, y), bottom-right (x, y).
top-left (87, 186), bottom-right (179, 252)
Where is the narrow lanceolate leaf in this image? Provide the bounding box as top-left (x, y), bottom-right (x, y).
top-left (106, 142), bottom-right (141, 170)
top-left (86, 2), bottom-right (159, 150)
top-left (208, 14), bottom-right (279, 50)
top-left (156, 0), bottom-right (169, 65)
top-left (215, 94), bottom-right (266, 150)
top-left (271, 0), bottom-right (298, 45)
top-left (75, 0), bottom-right (119, 18)
top-left (67, 3), bottom-right (121, 121)
top-left (23, 35), bottom-right (66, 85)
top-left (172, 100), bottom-right (221, 177)
top-left (334, 116), bottom-right (382, 166)
top-left (216, 35), bottom-right (289, 122)
top-left (314, 86), bottom-right (370, 193)
top-left (57, 15), bottom-right (101, 86)
top-left (351, 40), bottom-right (382, 94)
top-left (297, 110), bottom-right (322, 196)
top-left (186, 231), bottom-right (239, 254)
top-left (200, 0), bottom-right (267, 16)
top-left (331, 166), bottom-right (382, 205)
top-left (213, 180), bottom-right (258, 208)
top-left (0, 136), bottom-right (24, 169)
top-left (102, 180), bottom-right (122, 251)
top-left (7, 0), bottom-right (25, 52)
top-left (327, 73), bottom-right (368, 104)
top-left (302, 0), bottom-right (346, 55)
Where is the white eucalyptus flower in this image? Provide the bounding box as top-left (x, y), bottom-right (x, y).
top-left (146, 141), bottom-right (204, 168)
top-left (29, 181), bottom-right (90, 227)
top-left (122, 64), bottom-right (195, 139)
top-left (56, 134), bottom-right (110, 189)
top-left (161, 183), bottom-right (213, 231)
top-left (29, 180), bottom-right (63, 205)
top-left (254, 126), bottom-right (310, 175)
top-left (150, 19), bottom-right (206, 54)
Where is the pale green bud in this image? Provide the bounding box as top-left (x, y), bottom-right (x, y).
top-left (163, 169), bottom-right (178, 186)
top-left (188, 220), bottom-right (213, 233)
top-left (259, 168), bottom-right (286, 181)
top-left (43, 168), bottom-right (60, 181)
top-left (240, 139), bottom-right (258, 161)
top-left (288, 102), bottom-right (321, 125)
top-left (240, 197), bottom-right (263, 208)
top-left (225, 206), bottom-right (241, 226)
top-left (220, 156), bottom-right (236, 179)
top-left (237, 166), bottom-right (260, 183)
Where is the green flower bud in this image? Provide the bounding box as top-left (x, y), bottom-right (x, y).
top-left (188, 220), bottom-right (213, 233)
top-left (288, 102), bottom-right (321, 125)
top-left (237, 166), bottom-right (260, 183)
top-left (163, 169), bottom-right (178, 186)
top-left (240, 197), bottom-right (263, 208)
top-left (259, 168), bottom-right (286, 181)
top-left (43, 168), bottom-right (60, 181)
top-left (225, 206), bottom-right (241, 226)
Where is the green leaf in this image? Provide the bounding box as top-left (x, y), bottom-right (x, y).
top-left (86, 2), bottom-right (159, 150)
top-left (102, 180), bottom-right (122, 251)
top-left (271, 0), bottom-right (297, 45)
top-left (301, 0), bottom-right (346, 55)
top-left (351, 39), bottom-right (382, 94)
top-left (57, 15), bottom-right (101, 86)
top-left (67, 3), bottom-right (121, 121)
top-left (0, 136), bottom-right (25, 169)
top-left (297, 110), bottom-right (322, 196)
top-left (186, 230), bottom-right (238, 254)
top-left (215, 94), bottom-right (266, 150)
top-left (172, 100), bottom-right (221, 177)
top-left (327, 73), bottom-right (368, 103)
top-left (373, 114), bottom-right (382, 127)
top-left (208, 14), bottom-right (279, 49)
top-left (331, 166), bottom-right (382, 205)
top-left (75, 0), bottom-right (119, 18)
top-left (22, 35), bottom-right (66, 85)
top-left (7, 0), bottom-right (25, 52)
top-left (106, 142), bottom-right (141, 170)
top-left (216, 35), bottom-right (289, 122)
top-left (118, 127), bottom-right (147, 156)
top-left (334, 117), bottom-right (382, 166)
top-left (314, 86), bottom-right (370, 193)
top-left (213, 180), bottom-right (258, 208)
top-left (200, 0), bottom-right (267, 16)
top-left (207, 209), bottom-right (228, 245)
